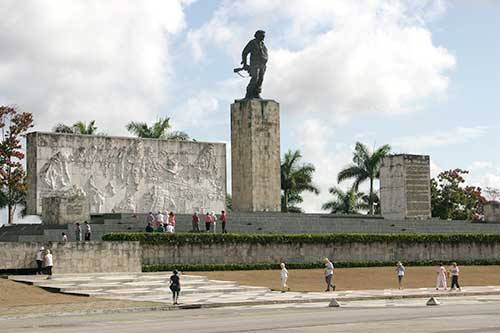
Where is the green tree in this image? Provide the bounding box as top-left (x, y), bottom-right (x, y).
top-left (337, 142), bottom-right (391, 215)
top-left (72, 120), bottom-right (97, 135)
top-left (126, 117), bottom-right (189, 140)
top-left (322, 186), bottom-right (364, 214)
top-left (281, 150), bottom-right (319, 213)
top-left (0, 106), bottom-right (34, 224)
top-left (431, 169), bottom-right (487, 220)
top-left (53, 120), bottom-right (98, 135)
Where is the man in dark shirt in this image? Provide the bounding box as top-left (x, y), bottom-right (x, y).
top-left (241, 30), bottom-right (268, 99)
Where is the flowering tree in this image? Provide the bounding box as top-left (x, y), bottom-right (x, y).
top-left (431, 169), bottom-right (487, 221)
top-left (0, 106), bottom-right (34, 224)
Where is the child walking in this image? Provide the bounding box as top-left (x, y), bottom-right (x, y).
top-left (280, 263), bottom-right (290, 292)
top-left (436, 263), bottom-right (447, 290)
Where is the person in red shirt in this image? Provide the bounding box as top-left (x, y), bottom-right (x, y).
top-left (204, 212), bottom-right (211, 232)
top-left (221, 210), bottom-right (227, 233)
top-left (192, 212), bottom-right (200, 232)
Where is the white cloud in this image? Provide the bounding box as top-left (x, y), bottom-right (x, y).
top-left (392, 126), bottom-right (488, 153)
top-left (0, 0), bottom-right (189, 135)
top-left (188, 0), bottom-right (455, 121)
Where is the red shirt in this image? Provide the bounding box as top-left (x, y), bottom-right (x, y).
top-left (221, 213), bottom-right (227, 222)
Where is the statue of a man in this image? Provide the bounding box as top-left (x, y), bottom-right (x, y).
top-left (241, 30), bottom-right (268, 99)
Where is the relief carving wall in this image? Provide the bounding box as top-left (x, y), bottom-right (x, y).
top-left (26, 132), bottom-right (226, 215)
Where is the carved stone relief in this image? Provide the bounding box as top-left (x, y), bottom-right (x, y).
top-left (29, 133), bottom-right (226, 214)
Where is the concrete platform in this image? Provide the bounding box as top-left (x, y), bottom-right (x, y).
top-left (9, 273), bottom-right (500, 309)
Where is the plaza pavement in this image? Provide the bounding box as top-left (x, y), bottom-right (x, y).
top-left (9, 273), bottom-right (500, 309)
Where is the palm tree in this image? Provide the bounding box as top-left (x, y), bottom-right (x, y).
top-left (72, 120), bottom-right (97, 135)
top-left (337, 142), bottom-right (391, 215)
top-left (281, 150), bottom-right (319, 213)
top-left (126, 117), bottom-right (189, 140)
top-left (322, 186), bottom-right (364, 214)
top-left (53, 120), bottom-right (98, 135)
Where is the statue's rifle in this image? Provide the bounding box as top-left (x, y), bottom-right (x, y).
top-left (233, 64), bottom-right (250, 78)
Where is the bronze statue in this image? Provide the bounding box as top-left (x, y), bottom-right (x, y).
top-left (234, 30), bottom-right (268, 99)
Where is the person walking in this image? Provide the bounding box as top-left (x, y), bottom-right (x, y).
top-left (61, 232), bottom-right (68, 242)
top-left (436, 263), bottom-right (448, 290)
top-left (44, 249), bottom-right (53, 279)
top-left (155, 211), bottom-right (164, 228)
top-left (395, 261), bottom-right (405, 289)
top-left (84, 221), bottom-right (92, 241)
top-left (324, 258), bottom-right (335, 291)
top-left (210, 211), bottom-right (217, 233)
top-left (280, 263), bottom-right (290, 292)
top-left (35, 247), bottom-right (45, 275)
top-left (450, 262), bottom-right (461, 291)
top-left (204, 212), bottom-right (211, 232)
top-left (169, 270), bottom-right (181, 305)
top-left (221, 210), bottom-right (227, 233)
top-left (75, 222), bottom-right (82, 241)
top-left (192, 212), bottom-right (200, 232)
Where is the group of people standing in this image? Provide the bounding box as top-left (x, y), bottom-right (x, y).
top-left (145, 211), bottom-right (177, 233)
top-left (35, 246), bottom-right (54, 279)
top-left (396, 261), bottom-right (461, 291)
top-left (192, 211), bottom-right (227, 233)
top-left (74, 221), bottom-right (92, 241)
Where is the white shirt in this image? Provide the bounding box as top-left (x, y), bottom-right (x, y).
top-left (166, 225), bottom-right (174, 233)
top-left (62, 235), bottom-right (68, 242)
top-left (36, 250), bottom-right (44, 261)
top-left (156, 214), bottom-right (164, 222)
top-left (45, 254), bottom-right (53, 267)
top-left (451, 266), bottom-right (460, 276)
top-left (325, 262), bottom-right (334, 276)
top-left (437, 266), bottom-right (446, 277)
top-left (85, 224), bottom-right (91, 233)
top-left (281, 268), bottom-right (288, 280)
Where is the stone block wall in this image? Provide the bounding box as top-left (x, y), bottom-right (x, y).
top-left (42, 194), bottom-right (90, 225)
top-left (141, 241), bottom-right (500, 266)
top-left (26, 132), bottom-right (226, 215)
top-left (231, 99), bottom-right (281, 212)
top-left (0, 241), bottom-right (141, 273)
top-left (484, 202), bottom-right (500, 222)
top-left (380, 154), bottom-right (431, 220)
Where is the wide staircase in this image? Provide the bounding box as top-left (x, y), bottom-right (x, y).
top-left (2, 212), bottom-right (500, 242)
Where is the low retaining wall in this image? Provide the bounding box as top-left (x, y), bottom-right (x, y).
top-left (0, 241), bottom-right (141, 274)
top-left (142, 242), bottom-right (500, 266)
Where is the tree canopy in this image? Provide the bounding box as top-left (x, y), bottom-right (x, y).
top-left (126, 117), bottom-right (189, 140)
top-left (281, 149), bottom-right (319, 213)
top-left (322, 186), bottom-right (364, 214)
top-left (337, 142), bottom-right (390, 214)
top-left (0, 106), bottom-right (34, 224)
top-left (431, 169), bottom-right (487, 220)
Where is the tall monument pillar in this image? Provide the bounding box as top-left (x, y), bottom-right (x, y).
top-left (231, 99), bottom-right (281, 212)
top-left (380, 154), bottom-right (431, 220)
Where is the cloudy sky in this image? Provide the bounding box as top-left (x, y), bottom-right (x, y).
top-left (0, 0), bottom-right (499, 222)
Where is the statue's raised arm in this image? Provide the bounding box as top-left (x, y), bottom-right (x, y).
top-left (234, 30), bottom-right (268, 99)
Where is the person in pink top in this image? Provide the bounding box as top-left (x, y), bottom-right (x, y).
top-left (168, 212), bottom-right (176, 231)
top-left (204, 212), bottom-right (211, 232)
top-left (221, 210), bottom-right (227, 233)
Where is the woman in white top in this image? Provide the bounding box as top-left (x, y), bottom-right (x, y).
top-left (395, 261), bottom-right (405, 290)
top-left (450, 262), bottom-right (461, 291)
top-left (280, 263), bottom-right (290, 292)
top-left (436, 263), bottom-right (447, 290)
top-left (210, 212), bottom-right (217, 233)
top-left (45, 250), bottom-right (53, 280)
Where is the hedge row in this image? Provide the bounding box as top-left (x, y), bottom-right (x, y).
top-left (143, 259), bottom-right (500, 272)
top-left (102, 232), bottom-right (500, 246)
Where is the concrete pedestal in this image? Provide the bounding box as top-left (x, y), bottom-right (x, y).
top-left (380, 154), bottom-right (431, 220)
top-left (231, 99), bottom-right (281, 212)
top-left (42, 194), bottom-right (90, 225)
